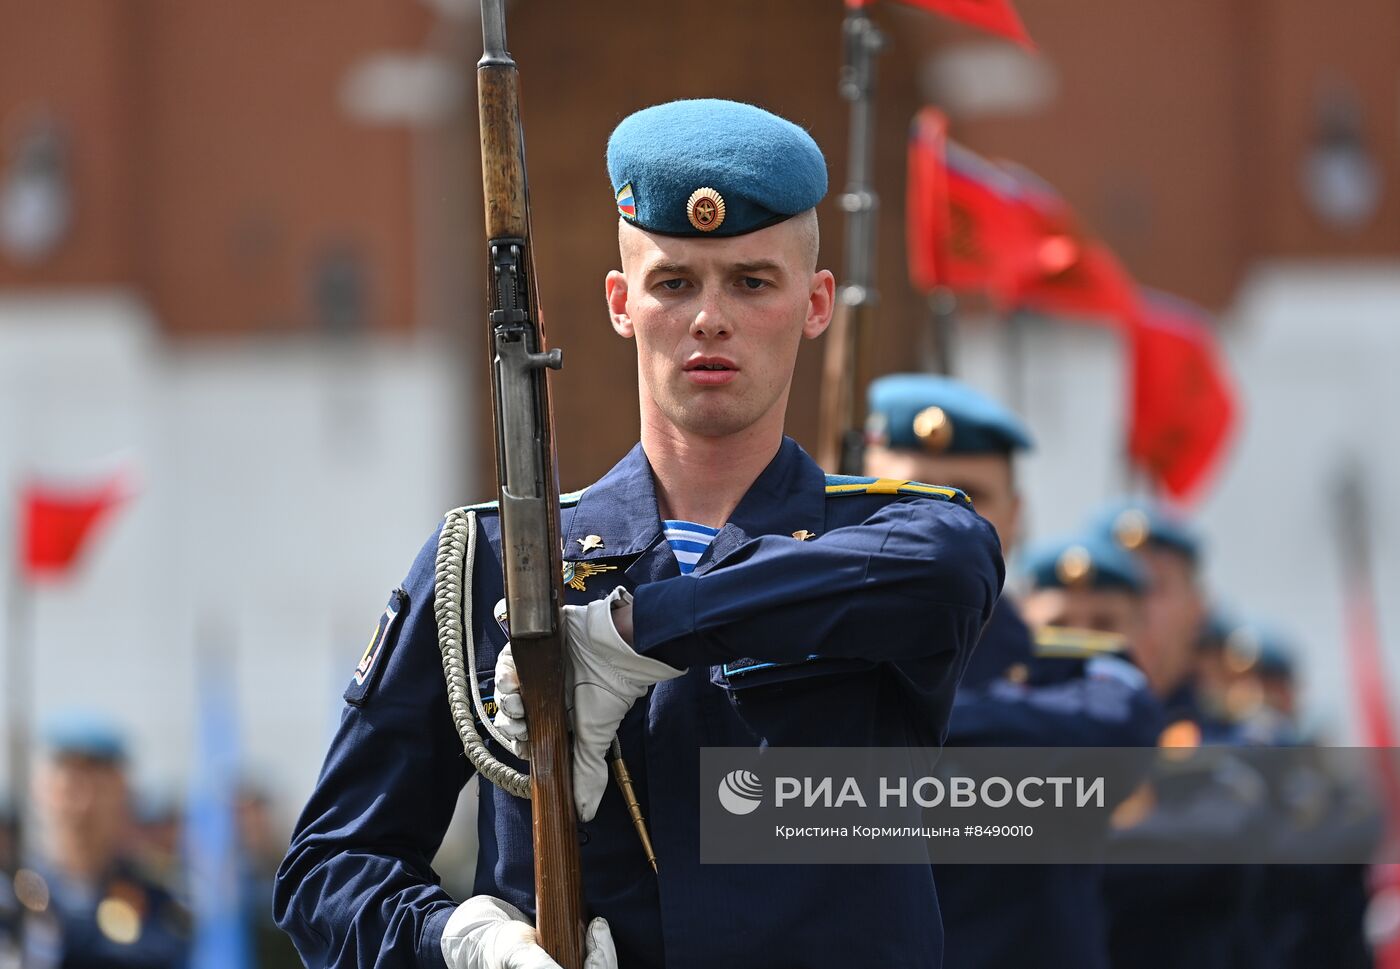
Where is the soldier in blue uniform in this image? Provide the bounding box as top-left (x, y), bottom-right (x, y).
top-left (1089, 500), bottom-right (1272, 969)
top-left (15, 714), bottom-right (190, 969)
top-left (1224, 622), bottom-right (1377, 969)
top-left (862, 376), bottom-right (1161, 969)
top-left (274, 100), bottom-right (1004, 969)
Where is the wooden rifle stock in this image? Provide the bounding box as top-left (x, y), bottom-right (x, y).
top-left (477, 2), bottom-right (585, 965)
top-left (817, 292), bottom-right (877, 474)
top-left (817, 6), bottom-right (883, 476)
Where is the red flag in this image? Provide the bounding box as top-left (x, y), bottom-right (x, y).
top-left (20, 475), bottom-right (128, 581)
top-left (998, 164), bottom-right (1139, 326)
top-left (1126, 292), bottom-right (1238, 502)
top-left (885, 0), bottom-right (1033, 48)
top-left (1016, 238), bottom-right (1139, 325)
top-left (906, 108), bottom-right (950, 293)
top-left (906, 120), bottom-right (1043, 306)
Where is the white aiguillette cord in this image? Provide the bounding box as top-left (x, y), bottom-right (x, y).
top-left (434, 507), bottom-right (659, 870)
top-left (434, 507), bottom-right (531, 798)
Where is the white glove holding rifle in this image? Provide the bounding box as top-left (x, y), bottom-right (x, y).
top-left (440, 895), bottom-right (616, 969)
top-left (493, 586), bottom-right (686, 821)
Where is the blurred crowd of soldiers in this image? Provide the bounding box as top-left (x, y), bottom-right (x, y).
top-left (0, 718), bottom-right (301, 969)
top-left (864, 372), bottom-right (1384, 969)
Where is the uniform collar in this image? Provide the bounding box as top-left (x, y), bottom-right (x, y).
top-left (562, 436), bottom-right (828, 573)
top-left (563, 443), bottom-right (665, 561)
top-left (692, 437), bottom-right (826, 575)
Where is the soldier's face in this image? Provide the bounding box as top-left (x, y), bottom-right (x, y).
top-left (35, 755), bottom-right (130, 865)
top-left (607, 218), bottom-right (834, 439)
top-left (1135, 547), bottom-right (1205, 696)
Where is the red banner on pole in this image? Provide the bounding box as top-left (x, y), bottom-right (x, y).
top-left (889, 0), bottom-right (1033, 48)
top-left (1126, 293), bottom-right (1238, 502)
top-left (906, 118), bottom-right (1045, 307)
top-left (906, 108), bottom-right (950, 293)
top-left (20, 475), bottom-right (128, 581)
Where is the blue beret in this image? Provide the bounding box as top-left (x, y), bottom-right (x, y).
top-left (866, 374), bottom-right (1033, 455)
top-left (1089, 497), bottom-right (1201, 563)
top-left (1023, 533), bottom-right (1146, 593)
top-left (1223, 620), bottom-right (1296, 680)
top-left (42, 711), bottom-right (127, 764)
top-left (607, 99), bottom-right (827, 237)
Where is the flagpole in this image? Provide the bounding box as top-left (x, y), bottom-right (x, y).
top-left (1334, 463), bottom-right (1400, 855)
top-left (4, 494), bottom-right (33, 901)
top-left (924, 289), bottom-right (956, 376)
top-left (816, 0), bottom-right (884, 474)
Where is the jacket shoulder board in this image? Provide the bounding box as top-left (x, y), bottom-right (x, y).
top-left (823, 474), bottom-right (971, 507)
top-left (1033, 625), bottom-right (1130, 659)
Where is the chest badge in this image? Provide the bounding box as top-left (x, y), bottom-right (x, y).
top-left (563, 559), bottom-right (618, 592)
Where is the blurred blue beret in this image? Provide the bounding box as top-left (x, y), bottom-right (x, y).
top-left (1023, 532), bottom-right (1146, 593)
top-left (1197, 605), bottom-right (1240, 650)
top-left (1089, 497), bottom-right (1201, 564)
top-left (866, 374), bottom-right (1033, 455)
top-left (42, 711), bottom-right (127, 764)
top-left (1224, 620), bottom-right (1296, 680)
top-left (607, 99), bottom-right (827, 238)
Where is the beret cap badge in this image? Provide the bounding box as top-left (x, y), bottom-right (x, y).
top-left (1113, 509), bottom-right (1151, 551)
top-left (686, 187), bottom-right (726, 232)
top-left (1055, 545), bottom-right (1095, 587)
top-left (913, 406), bottom-right (954, 453)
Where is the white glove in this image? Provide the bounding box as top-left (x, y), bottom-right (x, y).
top-left (440, 894), bottom-right (616, 969)
top-left (493, 586), bottom-right (686, 821)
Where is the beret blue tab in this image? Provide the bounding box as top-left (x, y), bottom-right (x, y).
top-left (607, 99), bottom-right (827, 237)
top-left (1089, 497), bottom-right (1201, 563)
top-left (42, 710), bottom-right (128, 764)
top-left (866, 374), bottom-right (1033, 455)
top-left (1023, 532), bottom-right (1146, 593)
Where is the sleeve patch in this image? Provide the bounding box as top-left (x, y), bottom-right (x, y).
top-left (344, 588), bottom-right (408, 706)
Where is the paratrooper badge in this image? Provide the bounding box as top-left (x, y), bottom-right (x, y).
top-left (686, 187), bottom-right (726, 232)
top-left (563, 559), bottom-right (617, 592)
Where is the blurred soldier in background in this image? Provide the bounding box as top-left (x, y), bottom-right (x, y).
top-left (864, 375), bottom-right (1160, 969)
top-left (15, 713), bottom-right (189, 969)
top-left (1091, 501), bottom-right (1270, 969)
top-left (237, 785), bottom-right (302, 969)
top-left (1089, 500), bottom-right (1213, 728)
top-left (1226, 621), bottom-right (1378, 968)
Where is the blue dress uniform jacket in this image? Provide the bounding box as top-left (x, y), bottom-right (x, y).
top-left (935, 602), bottom-right (1162, 969)
top-left (275, 438), bottom-right (1004, 969)
top-left (1102, 682), bottom-right (1273, 969)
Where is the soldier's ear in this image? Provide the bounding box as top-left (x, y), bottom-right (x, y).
top-left (801, 269), bottom-right (836, 340)
top-left (605, 271), bottom-right (634, 339)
